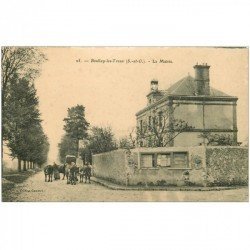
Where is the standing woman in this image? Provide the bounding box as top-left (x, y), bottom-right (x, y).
top-left (53, 162), bottom-right (60, 180)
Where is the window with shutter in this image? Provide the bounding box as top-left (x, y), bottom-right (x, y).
top-left (141, 154), bottom-right (154, 168)
top-left (173, 152), bottom-right (188, 168)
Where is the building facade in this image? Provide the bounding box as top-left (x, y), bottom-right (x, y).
top-left (136, 63), bottom-right (238, 147)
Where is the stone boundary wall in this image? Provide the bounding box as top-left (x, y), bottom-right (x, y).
top-left (93, 149), bottom-right (128, 185)
top-left (205, 146), bottom-right (248, 186)
top-left (93, 146), bottom-right (248, 187)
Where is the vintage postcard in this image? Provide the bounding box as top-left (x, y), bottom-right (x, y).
top-left (1, 47), bottom-right (248, 202)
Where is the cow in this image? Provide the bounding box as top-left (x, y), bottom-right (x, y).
top-left (44, 165), bottom-right (54, 182)
top-left (58, 164), bottom-right (66, 180)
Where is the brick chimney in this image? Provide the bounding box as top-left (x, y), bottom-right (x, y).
top-left (193, 63), bottom-right (210, 95)
top-left (147, 79), bottom-right (163, 105)
top-left (150, 79), bottom-right (158, 92)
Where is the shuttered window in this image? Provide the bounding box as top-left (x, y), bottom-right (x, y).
top-left (140, 152), bottom-right (189, 169)
top-left (141, 154), bottom-right (154, 168)
top-left (173, 152), bottom-right (188, 168)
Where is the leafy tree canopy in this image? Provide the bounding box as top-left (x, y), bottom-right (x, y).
top-left (58, 134), bottom-right (78, 163)
top-left (199, 132), bottom-right (235, 146)
top-left (85, 126), bottom-right (117, 155)
top-left (1, 47), bottom-right (47, 107)
top-left (63, 104), bottom-right (89, 140)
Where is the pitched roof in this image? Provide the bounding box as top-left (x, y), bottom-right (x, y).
top-left (136, 76), bottom-right (236, 116)
top-left (165, 75), bottom-right (230, 97)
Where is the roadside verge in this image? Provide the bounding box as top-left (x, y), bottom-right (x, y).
top-left (91, 177), bottom-right (247, 191)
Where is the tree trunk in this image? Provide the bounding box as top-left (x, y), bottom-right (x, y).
top-left (18, 158), bottom-right (22, 172)
top-left (23, 161), bottom-right (27, 171)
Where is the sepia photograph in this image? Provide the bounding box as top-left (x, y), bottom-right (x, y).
top-left (1, 1), bottom-right (250, 250)
top-left (1, 46), bottom-right (248, 202)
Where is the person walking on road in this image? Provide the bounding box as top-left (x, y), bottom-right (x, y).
top-left (53, 162), bottom-right (60, 180)
top-left (84, 162), bottom-right (92, 184)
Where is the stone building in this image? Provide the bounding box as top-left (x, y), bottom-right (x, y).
top-left (136, 63), bottom-right (238, 148)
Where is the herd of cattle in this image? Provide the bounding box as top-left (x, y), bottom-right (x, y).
top-left (44, 163), bottom-right (92, 185)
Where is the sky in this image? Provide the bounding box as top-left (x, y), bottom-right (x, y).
top-left (34, 47), bottom-right (248, 161)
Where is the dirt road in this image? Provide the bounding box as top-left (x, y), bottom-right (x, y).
top-left (3, 171), bottom-right (248, 202)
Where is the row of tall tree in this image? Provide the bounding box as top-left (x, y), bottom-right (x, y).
top-left (2, 47), bottom-right (49, 171)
